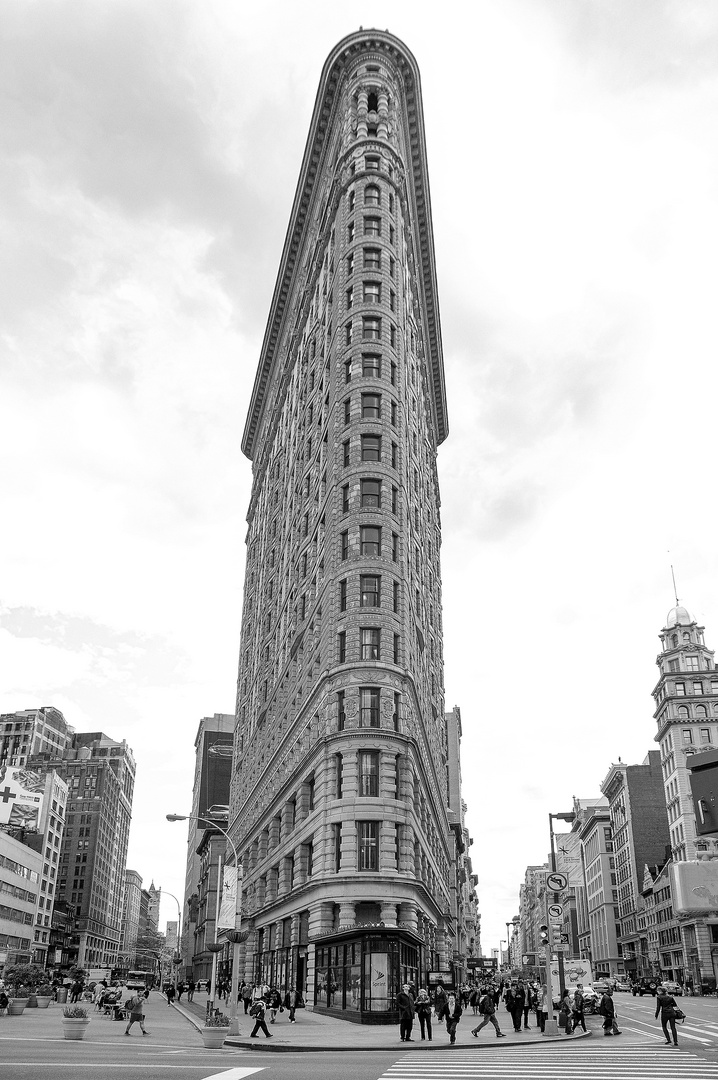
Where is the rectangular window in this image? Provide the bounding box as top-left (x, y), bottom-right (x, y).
top-left (334, 822), bottom-right (342, 871)
top-left (343, 440), bottom-right (350, 467)
top-left (362, 316), bottom-right (382, 340)
top-left (361, 393), bottom-right (381, 420)
top-left (345, 322), bottom-right (353, 346)
top-left (347, 221), bottom-right (355, 243)
top-left (361, 434), bottom-right (382, 461)
top-left (360, 574), bottom-right (381, 607)
top-left (683, 729), bottom-right (693, 744)
top-left (389, 289), bottom-right (396, 312)
top-left (344, 397), bottom-right (351, 425)
top-left (360, 686), bottom-right (380, 727)
top-left (361, 627), bottom-right (380, 661)
top-left (393, 580), bottom-right (400, 613)
top-left (358, 524), bottom-right (380, 557)
top-left (361, 478), bottom-right (382, 507)
top-left (341, 484), bottom-right (349, 513)
top-left (391, 442), bottom-right (398, 469)
top-left (348, 190), bottom-right (355, 212)
top-left (359, 751), bottom-right (380, 797)
top-left (391, 401), bottom-right (397, 427)
top-left (358, 822), bottom-right (379, 870)
top-left (339, 579), bottom-right (347, 612)
top-left (340, 531), bottom-right (349, 560)
top-left (391, 486), bottom-right (398, 514)
top-left (686, 656), bottom-right (699, 670)
top-left (338, 631), bottom-right (346, 664)
top-left (392, 533), bottom-right (399, 562)
top-left (390, 359), bottom-right (397, 385)
top-left (346, 252), bottom-right (354, 275)
top-left (693, 681), bottom-right (703, 695)
top-left (676, 682), bottom-right (686, 696)
top-left (364, 247), bottom-right (381, 270)
top-left (700, 728), bottom-right (712, 743)
top-left (337, 691), bottom-right (345, 731)
top-left (335, 754), bottom-right (343, 798)
top-left (393, 691), bottom-right (400, 731)
top-left (360, 525), bottom-right (381, 556)
top-left (393, 633), bottom-right (400, 664)
top-left (389, 224), bottom-right (395, 245)
top-left (362, 352), bottom-right (381, 377)
top-left (363, 281), bottom-right (381, 304)
top-left (365, 156), bottom-right (380, 172)
top-left (346, 286), bottom-right (353, 309)
top-left (344, 357), bottom-right (352, 382)
top-left (364, 216), bottom-right (381, 237)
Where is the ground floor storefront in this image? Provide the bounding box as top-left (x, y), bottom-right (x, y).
top-left (312, 929), bottom-right (424, 1024)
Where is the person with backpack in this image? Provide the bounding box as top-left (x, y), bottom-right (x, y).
top-left (249, 996), bottom-right (273, 1038)
top-left (599, 986), bottom-right (621, 1036)
top-left (470, 988), bottom-right (506, 1038)
top-left (655, 985), bottom-right (680, 1046)
top-left (267, 986), bottom-right (282, 1023)
top-left (415, 987), bottom-right (433, 1041)
top-left (125, 989), bottom-right (150, 1036)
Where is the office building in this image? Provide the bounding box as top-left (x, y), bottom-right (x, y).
top-left (228, 30), bottom-right (471, 1022)
top-left (0, 707), bottom-right (73, 767)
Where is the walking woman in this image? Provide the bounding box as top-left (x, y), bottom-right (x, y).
top-left (415, 988), bottom-right (433, 1041)
top-left (558, 989), bottom-right (573, 1034)
top-left (655, 986), bottom-right (679, 1047)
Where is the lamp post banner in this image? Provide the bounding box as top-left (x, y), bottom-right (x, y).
top-left (219, 866), bottom-right (238, 929)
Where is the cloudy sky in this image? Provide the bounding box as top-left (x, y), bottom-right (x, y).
top-left (2, 0), bottom-right (718, 957)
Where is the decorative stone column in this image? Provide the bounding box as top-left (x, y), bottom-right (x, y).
top-left (398, 902), bottom-right (419, 933)
top-left (338, 901), bottom-right (356, 931)
top-left (377, 90), bottom-right (389, 140)
top-left (258, 828), bottom-right (269, 863)
top-left (268, 815), bottom-right (281, 850)
top-left (380, 902), bottom-right (398, 927)
top-left (266, 866), bottom-right (278, 904)
top-left (308, 901), bottom-right (335, 939)
top-left (278, 854), bottom-right (293, 895)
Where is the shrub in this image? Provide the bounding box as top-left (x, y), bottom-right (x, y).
top-left (63, 1004), bottom-right (89, 1019)
top-left (204, 1012), bottom-right (230, 1027)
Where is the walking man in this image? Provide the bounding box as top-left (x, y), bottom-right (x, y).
top-left (249, 997), bottom-right (273, 1039)
top-left (655, 986), bottom-right (679, 1046)
top-left (471, 990), bottom-right (506, 1038)
top-left (242, 982), bottom-right (252, 1014)
top-left (165, 983), bottom-right (176, 1008)
top-left (510, 981), bottom-right (526, 1033)
top-left (572, 984), bottom-right (587, 1033)
top-left (599, 986), bottom-right (621, 1036)
top-left (284, 987), bottom-right (300, 1023)
top-left (444, 992), bottom-right (463, 1045)
top-left (187, 979), bottom-right (195, 1003)
top-left (125, 990), bottom-right (150, 1036)
top-left (397, 983), bottom-right (415, 1042)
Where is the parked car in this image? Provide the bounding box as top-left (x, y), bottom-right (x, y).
top-left (659, 981), bottom-right (683, 997)
top-left (632, 977), bottom-right (658, 996)
top-left (613, 979), bottom-right (631, 992)
top-left (552, 985), bottom-right (599, 1014)
top-left (593, 980), bottom-right (611, 995)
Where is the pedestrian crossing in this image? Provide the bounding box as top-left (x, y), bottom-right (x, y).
top-left (378, 1046), bottom-right (718, 1079)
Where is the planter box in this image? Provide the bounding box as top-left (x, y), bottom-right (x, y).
top-left (35, 996), bottom-right (52, 1009)
top-left (62, 1018), bottom-right (91, 1040)
top-left (201, 1026), bottom-right (228, 1048)
top-left (8, 999), bottom-right (28, 1016)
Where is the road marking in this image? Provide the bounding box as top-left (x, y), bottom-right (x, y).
top-left (200, 1070), bottom-right (265, 1080)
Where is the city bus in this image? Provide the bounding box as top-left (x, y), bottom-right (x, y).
top-left (125, 970), bottom-right (154, 991)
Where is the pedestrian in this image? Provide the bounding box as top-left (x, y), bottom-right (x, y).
top-left (284, 987), bottom-right (300, 1023)
top-left (242, 982), bottom-right (252, 1014)
top-left (125, 990), bottom-right (150, 1036)
top-left (187, 979), bottom-right (195, 1003)
top-left (206, 978), bottom-right (211, 998)
top-left (434, 980), bottom-right (447, 1020)
top-left (267, 986), bottom-right (282, 1023)
top-left (510, 981), bottom-right (526, 1033)
top-left (558, 989), bottom-right (573, 1034)
top-left (176, 981), bottom-right (184, 1002)
top-left (523, 982), bottom-right (535, 1029)
top-left (415, 987), bottom-right (433, 1041)
top-left (572, 984), bottom-right (587, 1033)
top-left (397, 983), bottom-right (415, 1042)
top-left (444, 992), bottom-right (463, 1045)
top-left (249, 997), bottom-right (273, 1039)
top-left (537, 982), bottom-right (549, 1033)
top-left (70, 979), bottom-right (84, 1003)
top-left (471, 989), bottom-right (505, 1038)
top-left (655, 986), bottom-right (679, 1047)
top-left (468, 986), bottom-right (479, 1015)
top-left (165, 983), bottom-right (176, 1007)
top-left (599, 986), bottom-right (621, 1036)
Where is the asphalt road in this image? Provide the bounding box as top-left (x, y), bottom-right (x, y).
top-left (0, 990), bottom-right (716, 1080)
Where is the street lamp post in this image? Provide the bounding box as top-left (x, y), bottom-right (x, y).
top-left (543, 810), bottom-right (576, 1036)
top-left (167, 812), bottom-right (244, 1037)
top-left (162, 890), bottom-right (183, 991)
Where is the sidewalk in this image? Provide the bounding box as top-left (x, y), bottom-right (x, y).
top-left (170, 992), bottom-right (594, 1053)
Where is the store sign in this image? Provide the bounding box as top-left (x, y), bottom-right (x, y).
top-left (428, 970), bottom-right (454, 987)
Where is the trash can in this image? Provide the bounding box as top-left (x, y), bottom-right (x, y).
top-left (56, 988), bottom-right (68, 1003)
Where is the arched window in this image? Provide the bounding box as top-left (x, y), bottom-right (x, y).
top-left (696, 705), bottom-right (707, 717)
top-left (672, 634), bottom-right (678, 647)
top-left (677, 706), bottom-right (689, 718)
top-left (683, 632), bottom-right (691, 642)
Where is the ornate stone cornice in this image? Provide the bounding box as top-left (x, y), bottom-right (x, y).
top-left (242, 29), bottom-right (448, 460)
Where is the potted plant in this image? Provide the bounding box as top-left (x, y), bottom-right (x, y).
top-left (3, 964), bottom-right (46, 1009)
top-left (35, 982), bottom-right (53, 1009)
top-left (201, 1011), bottom-right (230, 1048)
top-left (7, 986), bottom-right (30, 1015)
top-left (62, 1003), bottom-right (90, 1040)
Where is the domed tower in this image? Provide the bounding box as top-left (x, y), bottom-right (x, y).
top-left (653, 604), bottom-right (717, 860)
top-left (229, 31), bottom-right (455, 1021)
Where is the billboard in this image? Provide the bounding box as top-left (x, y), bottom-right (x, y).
top-left (0, 765), bottom-right (44, 829)
top-left (218, 865), bottom-right (242, 929)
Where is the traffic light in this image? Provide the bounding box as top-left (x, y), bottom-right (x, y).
top-left (539, 924), bottom-right (549, 947)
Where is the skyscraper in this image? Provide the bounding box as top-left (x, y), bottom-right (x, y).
top-left (228, 30), bottom-right (468, 1022)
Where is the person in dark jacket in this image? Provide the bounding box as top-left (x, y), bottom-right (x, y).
top-left (599, 987), bottom-right (621, 1035)
top-left (471, 990), bottom-right (506, 1038)
top-left (558, 989), bottom-right (573, 1034)
top-left (415, 988), bottom-right (432, 1041)
top-left (433, 981), bottom-right (447, 1019)
top-left (397, 984), bottom-right (415, 1042)
top-left (572, 985), bottom-right (587, 1032)
top-left (510, 981), bottom-right (526, 1033)
top-left (655, 987), bottom-right (679, 1046)
top-left (444, 992), bottom-right (463, 1044)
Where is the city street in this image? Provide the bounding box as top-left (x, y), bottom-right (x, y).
top-left (0, 991), bottom-right (717, 1080)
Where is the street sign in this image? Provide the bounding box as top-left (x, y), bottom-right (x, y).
top-left (546, 872), bottom-right (568, 892)
top-left (548, 903), bottom-right (563, 919)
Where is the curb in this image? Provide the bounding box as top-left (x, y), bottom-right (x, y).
top-left (222, 1029), bottom-right (594, 1054)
